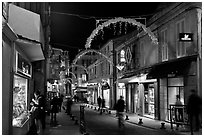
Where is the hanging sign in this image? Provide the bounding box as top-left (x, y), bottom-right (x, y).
top-left (179, 33), bottom-right (193, 42)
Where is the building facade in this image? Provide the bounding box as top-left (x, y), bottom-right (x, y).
top-left (116, 2), bottom-right (202, 122)
top-left (2, 3), bottom-right (49, 134)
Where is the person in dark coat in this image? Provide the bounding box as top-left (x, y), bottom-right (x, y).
top-left (102, 98), bottom-right (106, 108)
top-left (31, 90), bottom-right (46, 134)
top-left (97, 96), bottom-right (102, 110)
top-left (187, 89), bottom-right (202, 132)
top-left (116, 96), bottom-right (125, 128)
top-left (50, 95), bottom-right (59, 126)
top-left (66, 97), bottom-right (73, 115)
top-left (57, 95), bottom-right (63, 112)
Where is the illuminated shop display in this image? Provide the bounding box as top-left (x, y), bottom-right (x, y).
top-left (12, 75), bottom-right (29, 127)
top-left (12, 52), bottom-right (31, 127)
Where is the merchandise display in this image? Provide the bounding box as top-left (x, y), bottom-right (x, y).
top-left (12, 75), bottom-right (29, 127)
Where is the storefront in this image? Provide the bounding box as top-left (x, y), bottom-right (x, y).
top-left (141, 82), bottom-right (157, 119)
top-left (2, 4), bottom-right (45, 134)
top-left (12, 51), bottom-right (32, 133)
top-left (159, 77), bottom-right (184, 121)
top-left (119, 73), bottom-right (157, 118)
top-left (147, 55), bottom-right (198, 121)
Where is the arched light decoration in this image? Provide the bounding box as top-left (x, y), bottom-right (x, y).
top-left (85, 17), bottom-right (158, 49)
top-left (73, 49), bottom-right (114, 66)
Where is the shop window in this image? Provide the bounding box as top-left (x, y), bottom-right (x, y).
top-left (161, 28), bottom-right (168, 61)
top-left (13, 75), bottom-right (28, 127)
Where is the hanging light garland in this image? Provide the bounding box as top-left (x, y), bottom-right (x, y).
top-left (85, 17), bottom-right (158, 49)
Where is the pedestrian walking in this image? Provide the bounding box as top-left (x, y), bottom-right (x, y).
top-left (57, 95), bottom-right (63, 112)
top-left (97, 96), bottom-right (102, 110)
top-left (116, 96), bottom-right (125, 128)
top-left (174, 95), bottom-right (183, 130)
top-left (50, 95), bottom-right (59, 126)
top-left (102, 98), bottom-right (105, 108)
top-left (187, 89), bottom-right (202, 132)
top-left (66, 96), bottom-right (73, 115)
top-left (73, 94), bottom-right (78, 102)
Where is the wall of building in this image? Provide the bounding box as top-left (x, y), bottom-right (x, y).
top-left (2, 36), bottom-right (13, 135)
top-left (146, 2), bottom-right (202, 121)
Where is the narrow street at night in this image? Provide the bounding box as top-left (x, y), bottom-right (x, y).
top-left (41, 102), bottom-right (201, 135)
top-left (73, 103), bottom-right (175, 135)
top-left (2, 2), bottom-right (202, 135)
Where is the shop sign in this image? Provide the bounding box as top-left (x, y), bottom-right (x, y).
top-left (179, 33), bottom-right (193, 42)
top-left (125, 47), bottom-right (132, 64)
top-left (16, 52), bottom-right (31, 77)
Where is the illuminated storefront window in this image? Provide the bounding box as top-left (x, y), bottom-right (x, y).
top-left (12, 75), bottom-right (29, 127)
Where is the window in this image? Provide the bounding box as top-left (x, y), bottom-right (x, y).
top-left (161, 29), bottom-right (168, 61)
top-left (176, 19), bottom-right (186, 57)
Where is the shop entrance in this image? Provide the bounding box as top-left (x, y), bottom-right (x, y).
top-left (167, 77), bottom-right (184, 121)
top-left (144, 83), bottom-right (155, 118)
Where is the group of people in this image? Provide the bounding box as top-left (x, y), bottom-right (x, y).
top-left (28, 91), bottom-right (74, 134)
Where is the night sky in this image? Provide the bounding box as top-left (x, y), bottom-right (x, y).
top-left (49, 2), bottom-right (163, 61)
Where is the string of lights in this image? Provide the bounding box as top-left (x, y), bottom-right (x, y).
top-left (45, 10), bottom-right (153, 21)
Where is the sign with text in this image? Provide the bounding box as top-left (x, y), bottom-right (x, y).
top-left (179, 33), bottom-right (193, 42)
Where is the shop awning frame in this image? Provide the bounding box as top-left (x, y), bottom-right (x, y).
top-left (147, 54), bottom-right (198, 79)
top-left (15, 36), bottom-right (45, 62)
top-left (8, 4), bottom-right (45, 62)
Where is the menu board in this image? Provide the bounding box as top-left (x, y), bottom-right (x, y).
top-left (12, 75), bottom-right (29, 127)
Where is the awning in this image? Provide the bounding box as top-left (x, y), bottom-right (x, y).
top-left (147, 55), bottom-right (197, 79)
top-left (75, 87), bottom-right (87, 93)
top-left (8, 4), bottom-right (45, 61)
top-left (16, 38), bottom-right (45, 62)
top-left (118, 75), bottom-right (138, 83)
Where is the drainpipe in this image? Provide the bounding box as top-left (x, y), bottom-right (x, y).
top-left (196, 8), bottom-right (202, 97)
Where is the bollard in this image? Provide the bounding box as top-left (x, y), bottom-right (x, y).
top-left (125, 115), bottom-right (129, 120)
top-left (160, 122), bottom-right (166, 129)
top-left (94, 107), bottom-right (96, 110)
top-left (75, 119), bottom-right (78, 125)
top-left (138, 118), bottom-right (143, 124)
top-left (103, 109), bottom-right (105, 112)
top-left (108, 111), bottom-right (111, 114)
